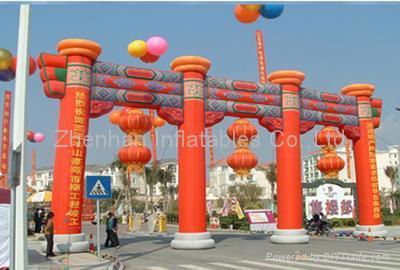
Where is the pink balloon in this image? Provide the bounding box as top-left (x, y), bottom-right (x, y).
top-left (146, 36), bottom-right (168, 56)
top-left (34, 132), bottom-right (45, 143)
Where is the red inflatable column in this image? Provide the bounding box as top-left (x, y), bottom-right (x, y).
top-left (269, 71), bottom-right (309, 244)
top-left (49, 39), bottom-right (101, 253)
top-left (341, 84), bottom-right (387, 237)
top-left (170, 56), bottom-right (215, 249)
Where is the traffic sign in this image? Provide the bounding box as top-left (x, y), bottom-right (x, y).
top-left (86, 176), bottom-right (112, 200)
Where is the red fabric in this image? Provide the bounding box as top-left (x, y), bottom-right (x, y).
top-left (0, 189), bottom-right (10, 204)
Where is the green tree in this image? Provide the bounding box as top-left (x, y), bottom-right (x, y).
top-left (384, 166), bottom-right (399, 210)
top-left (144, 165), bottom-right (160, 213)
top-left (228, 183), bottom-right (263, 209)
top-left (158, 165), bottom-right (174, 211)
top-left (110, 158), bottom-right (133, 217)
top-left (264, 163), bottom-right (277, 210)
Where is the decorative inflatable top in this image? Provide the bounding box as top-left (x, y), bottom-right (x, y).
top-left (37, 39), bottom-right (382, 140)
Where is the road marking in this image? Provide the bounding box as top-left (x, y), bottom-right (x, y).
top-left (303, 255), bottom-right (399, 270)
top-left (240, 260), bottom-right (308, 270)
top-left (336, 252), bottom-right (400, 262)
top-left (265, 259), bottom-right (355, 270)
top-left (210, 262), bottom-right (257, 270)
top-left (359, 251), bottom-right (400, 258)
top-left (374, 250), bottom-right (400, 254)
top-left (147, 267), bottom-right (170, 270)
top-left (179, 265), bottom-right (213, 270)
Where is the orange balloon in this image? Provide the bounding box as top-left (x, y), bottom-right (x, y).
top-left (109, 110), bottom-right (121, 125)
top-left (153, 116), bottom-right (166, 128)
top-left (234, 5), bottom-right (260, 24)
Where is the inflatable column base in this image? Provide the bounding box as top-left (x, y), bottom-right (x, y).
top-left (270, 229), bottom-right (309, 244)
top-left (170, 232), bottom-right (215, 249)
top-left (41, 233), bottom-right (89, 253)
top-left (353, 224), bottom-right (388, 237)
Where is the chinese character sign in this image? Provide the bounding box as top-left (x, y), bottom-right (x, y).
top-left (305, 184), bottom-right (354, 219)
top-left (0, 91), bottom-right (11, 188)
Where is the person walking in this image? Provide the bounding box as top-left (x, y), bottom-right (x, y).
top-left (105, 212), bottom-right (113, 248)
top-left (40, 208), bottom-right (46, 232)
top-left (111, 213), bottom-right (120, 248)
top-left (44, 212), bottom-right (56, 258)
top-left (33, 208), bottom-right (42, 233)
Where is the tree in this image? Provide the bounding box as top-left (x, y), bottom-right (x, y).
top-left (158, 165), bottom-right (174, 211)
top-left (264, 163), bottom-right (277, 210)
top-left (168, 185), bottom-right (178, 212)
top-left (384, 166), bottom-right (399, 210)
top-left (144, 165), bottom-right (160, 213)
top-left (228, 183), bottom-right (263, 209)
top-left (110, 158), bottom-right (133, 217)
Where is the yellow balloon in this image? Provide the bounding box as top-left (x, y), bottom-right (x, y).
top-left (128, 40), bottom-right (148, 58)
top-left (0, 48), bottom-right (13, 70)
top-left (240, 4), bottom-right (263, 12)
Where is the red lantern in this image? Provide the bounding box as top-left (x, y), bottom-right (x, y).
top-left (315, 126), bottom-right (342, 146)
top-left (227, 119), bottom-right (258, 143)
top-left (317, 154), bottom-right (345, 179)
top-left (227, 149), bottom-right (258, 176)
top-left (153, 116), bottom-right (165, 128)
top-left (118, 145), bottom-right (152, 172)
top-left (109, 110), bottom-right (121, 125)
top-left (118, 109), bottom-right (152, 135)
top-left (11, 56), bottom-right (37, 76)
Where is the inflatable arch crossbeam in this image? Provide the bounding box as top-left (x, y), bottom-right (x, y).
top-left (38, 53), bottom-right (382, 137)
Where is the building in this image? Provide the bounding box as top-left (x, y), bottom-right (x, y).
top-left (27, 159), bottom-right (179, 201)
top-left (206, 159), bottom-right (274, 208)
top-left (302, 144), bottom-right (400, 193)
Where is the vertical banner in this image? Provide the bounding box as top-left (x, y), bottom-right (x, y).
top-left (255, 30), bottom-right (267, 83)
top-left (0, 91), bottom-right (12, 189)
top-left (207, 127), bottom-right (214, 168)
top-left (149, 110), bottom-right (158, 166)
top-left (345, 139), bottom-right (351, 179)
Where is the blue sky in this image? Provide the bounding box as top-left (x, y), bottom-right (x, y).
top-left (1, 2), bottom-right (400, 170)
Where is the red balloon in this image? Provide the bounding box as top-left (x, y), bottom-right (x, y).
top-left (140, 52), bottom-right (159, 64)
top-left (26, 130), bottom-right (35, 142)
top-left (11, 56), bottom-right (37, 76)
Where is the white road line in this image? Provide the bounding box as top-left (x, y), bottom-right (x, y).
top-left (240, 260), bottom-right (308, 270)
top-left (336, 252), bottom-right (400, 262)
top-left (210, 262), bottom-right (258, 270)
top-left (179, 265), bottom-right (214, 270)
top-left (265, 259), bottom-right (355, 270)
top-left (147, 267), bottom-right (170, 270)
top-left (359, 251), bottom-right (400, 258)
top-left (374, 250), bottom-right (400, 254)
top-left (303, 255), bottom-right (398, 270)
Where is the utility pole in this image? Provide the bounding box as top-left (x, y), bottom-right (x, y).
top-left (10, 4), bottom-right (30, 270)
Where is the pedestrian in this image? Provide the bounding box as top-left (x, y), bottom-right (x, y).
top-left (104, 212), bottom-right (113, 248)
top-left (111, 213), bottom-right (120, 248)
top-left (40, 208), bottom-right (46, 232)
top-left (44, 212), bottom-right (56, 258)
top-left (33, 208), bottom-right (42, 233)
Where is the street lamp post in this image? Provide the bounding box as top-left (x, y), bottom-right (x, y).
top-left (10, 4), bottom-right (31, 270)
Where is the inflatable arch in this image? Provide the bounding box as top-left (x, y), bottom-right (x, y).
top-left (37, 39), bottom-right (385, 251)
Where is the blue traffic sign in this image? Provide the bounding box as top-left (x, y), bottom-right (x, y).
top-left (86, 176), bottom-right (112, 200)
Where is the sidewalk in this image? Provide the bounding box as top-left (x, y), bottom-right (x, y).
top-left (28, 238), bottom-right (112, 270)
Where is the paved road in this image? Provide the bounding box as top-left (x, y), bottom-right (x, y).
top-left (99, 230), bottom-right (400, 270)
top-left (28, 224), bottom-right (400, 269)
